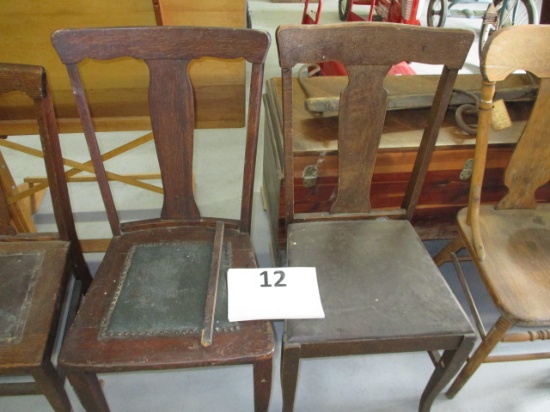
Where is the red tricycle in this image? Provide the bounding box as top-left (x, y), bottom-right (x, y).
top-left (301, 0), bottom-right (417, 75)
top-left (338, 0), bottom-right (426, 25)
top-left (302, 0), bottom-right (446, 27)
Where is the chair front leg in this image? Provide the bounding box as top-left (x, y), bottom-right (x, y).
top-left (280, 343), bottom-right (301, 412)
top-left (253, 357), bottom-right (273, 412)
top-left (446, 316), bottom-right (512, 398)
top-left (67, 371), bottom-right (110, 412)
top-left (419, 334), bottom-right (475, 412)
top-left (32, 361), bottom-right (71, 412)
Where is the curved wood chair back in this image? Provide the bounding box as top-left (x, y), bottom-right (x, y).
top-left (52, 26), bottom-right (270, 236)
top-left (0, 63), bottom-right (91, 287)
top-left (277, 22), bottom-right (475, 225)
top-left (468, 24), bottom-right (550, 259)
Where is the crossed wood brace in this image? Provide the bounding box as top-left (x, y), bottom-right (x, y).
top-left (0, 132), bottom-right (161, 252)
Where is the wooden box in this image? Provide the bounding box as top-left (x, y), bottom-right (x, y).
top-left (261, 76), bottom-right (546, 262)
top-left (0, 0), bottom-right (247, 135)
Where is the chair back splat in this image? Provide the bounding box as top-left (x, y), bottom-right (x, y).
top-left (53, 27), bottom-right (270, 235)
top-left (278, 23), bottom-right (475, 225)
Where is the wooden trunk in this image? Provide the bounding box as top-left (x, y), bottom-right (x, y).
top-left (261, 76), bottom-right (548, 262)
top-left (0, 0), bottom-right (246, 135)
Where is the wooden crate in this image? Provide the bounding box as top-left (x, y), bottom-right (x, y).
top-left (261, 76), bottom-right (548, 263)
top-left (0, 0), bottom-right (246, 135)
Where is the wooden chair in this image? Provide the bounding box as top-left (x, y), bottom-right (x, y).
top-left (434, 24), bottom-right (550, 398)
top-left (277, 23), bottom-right (476, 412)
top-left (0, 63), bottom-right (92, 411)
top-left (52, 26), bottom-right (274, 411)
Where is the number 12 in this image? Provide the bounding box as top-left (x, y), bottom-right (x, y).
top-left (260, 270), bottom-right (287, 287)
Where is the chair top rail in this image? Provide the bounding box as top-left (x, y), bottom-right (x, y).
top-left (277, 22), bottom-right (474, 70)
top-left (0, 63), bottom-right (46, 100)
top-left (52, 26), bottom-right (270, 65)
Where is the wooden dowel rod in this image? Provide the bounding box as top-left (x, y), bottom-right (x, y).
top-left (201, 221), bottom-right (225, 347)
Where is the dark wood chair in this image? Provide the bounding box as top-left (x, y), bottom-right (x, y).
top-left (276, 22), bottom-right (476, 412)
top-left (0, 63), bottom-right (92, 411)
top-left (434, 24), bottom-right (550, 398)
top-left (51, 26), bottom-right (274, 411)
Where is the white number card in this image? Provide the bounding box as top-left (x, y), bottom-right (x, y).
top-left (227, 267), bottom-right (325, 322)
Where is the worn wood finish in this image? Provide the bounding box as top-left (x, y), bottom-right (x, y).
top-left (277, 23), bottom-right (476, 412)
top-left (498, 79), bottom-right (550, 209)
top-left (278, 23), bottom-right (474, 224)
top-left (0, 63), bottom-right (92, 411)
top-left (0, 0), bottom-right (247, 134)
top-left (0, 63), bottom-right (92, 287)
top-left (53, 27), bottom-right (274, 411)
top-left (434, 25), bottom-right (550, 399)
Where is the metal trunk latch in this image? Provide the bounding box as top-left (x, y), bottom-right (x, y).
top-left (460, 158), bottom-right (474, 180)
top-left (303, 165), bottom-right (318, 188)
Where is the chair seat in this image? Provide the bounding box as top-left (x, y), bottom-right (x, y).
top-left (59, 225), bottom-right (274, 371)
top-left (286, 220), bottom-right (473, 345)
top-left (457, 204), bottom-right (550, 326)
top-left (0, 240), bottom-right (70, 369)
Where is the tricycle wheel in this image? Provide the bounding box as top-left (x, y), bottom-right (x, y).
top-left (478, 0), bottom-right (537, 56)
top-left (339, 0), bottom-right (352, 21)
top-left (427, 0), bottom-right (448, 27)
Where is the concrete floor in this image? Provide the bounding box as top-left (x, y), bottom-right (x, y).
top-left (0, 0), bottom-right (549, 410)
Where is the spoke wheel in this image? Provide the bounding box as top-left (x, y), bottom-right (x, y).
top-left (479, 0), bottom-right (537, 56)
top-left (339, 0), bottom-right (352, 21)
top-left (427, 0), bottom-right (448, 27)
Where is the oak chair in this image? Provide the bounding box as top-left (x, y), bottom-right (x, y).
top-left (434, 24), bottom-right (550, 398)
top-left (0, 63), bottom-right (92, 411)
top-left (277, 23), bottom-right (476, 412)
top-left (51, 26), bottom-right (274, 411)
